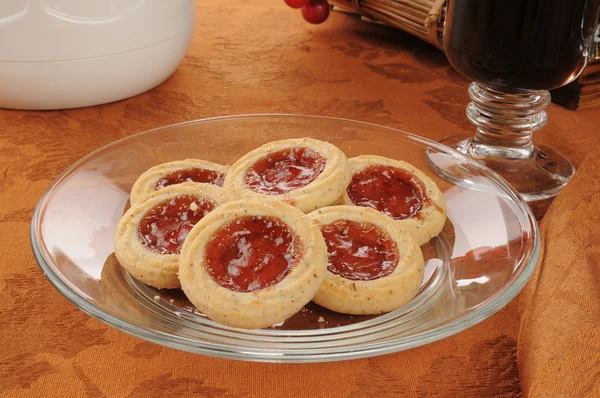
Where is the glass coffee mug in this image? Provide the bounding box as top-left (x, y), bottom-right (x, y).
top-left (436, 0), bottom-right (600, 201)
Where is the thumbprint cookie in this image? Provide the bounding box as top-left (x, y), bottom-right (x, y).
top-left (309, 205), bottom-right (424, 315)
top-left (179, 198), bottom-right (328, 329)
top-left (130, 159), bottom-right (228, 204)
top-left (224, 138), bottom-right (350, 213)
top-left (114, 183), bottom-right (230, 289)
top-left (341, 155), bottom-right (446, 245)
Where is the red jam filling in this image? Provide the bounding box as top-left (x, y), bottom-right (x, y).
top-left (321, 220), bottom-right (398, 281)
top-left (204, 216), bottom-right (299, 292)
top-left (347, 165), bottom-right (427, 220)
top-left (137, 195), bottom-right (216, 255)
top-left (155, 168), bottom-right (224, 190)
top-left (245, 147), bottom-right (326, 195)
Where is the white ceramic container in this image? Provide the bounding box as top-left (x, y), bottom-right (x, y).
top-left (0, 0), bottom-right (196, 110)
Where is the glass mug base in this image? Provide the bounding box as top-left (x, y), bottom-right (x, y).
top-left (437, 134), bottom-right (575, 202)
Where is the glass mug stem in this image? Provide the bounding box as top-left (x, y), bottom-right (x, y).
top-left (438, 83), bottom-right (574, 201)
top-left (466, 83), bottom-right (550, 158)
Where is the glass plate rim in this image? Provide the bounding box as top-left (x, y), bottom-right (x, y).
top-left (30, 113), bottom-right (540, 362)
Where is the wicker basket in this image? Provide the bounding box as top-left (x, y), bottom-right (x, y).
top-left (331, 0), bottom-right (600, 109)
top-left (330, 0), bottom-right (445, 49)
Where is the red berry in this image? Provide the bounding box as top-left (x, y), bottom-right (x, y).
top-left (284, 0), bottom-right (308, 8)
top-left (301, 0), bottom-right (330, 24)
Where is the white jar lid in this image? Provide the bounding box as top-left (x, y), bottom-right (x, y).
top-left (0, 0), bottom-right (195, 62)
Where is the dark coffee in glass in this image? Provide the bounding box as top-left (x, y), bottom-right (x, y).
top-left (433, 0), bottom-right (600, 201)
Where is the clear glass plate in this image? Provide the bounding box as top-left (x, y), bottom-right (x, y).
top-left (31, 115), bottom-right (539, 363)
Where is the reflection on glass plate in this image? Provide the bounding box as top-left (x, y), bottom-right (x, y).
top-left (31, 115), bottom-right (539, 362)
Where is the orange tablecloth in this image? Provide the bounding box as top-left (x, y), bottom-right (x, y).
top-left (2, 1), bottom-right (599, 396)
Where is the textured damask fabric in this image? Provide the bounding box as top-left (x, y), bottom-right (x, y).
top-left (1, 0), bottom-right (600, 396)
top-left (518, 151), bottom-right (600, 398)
